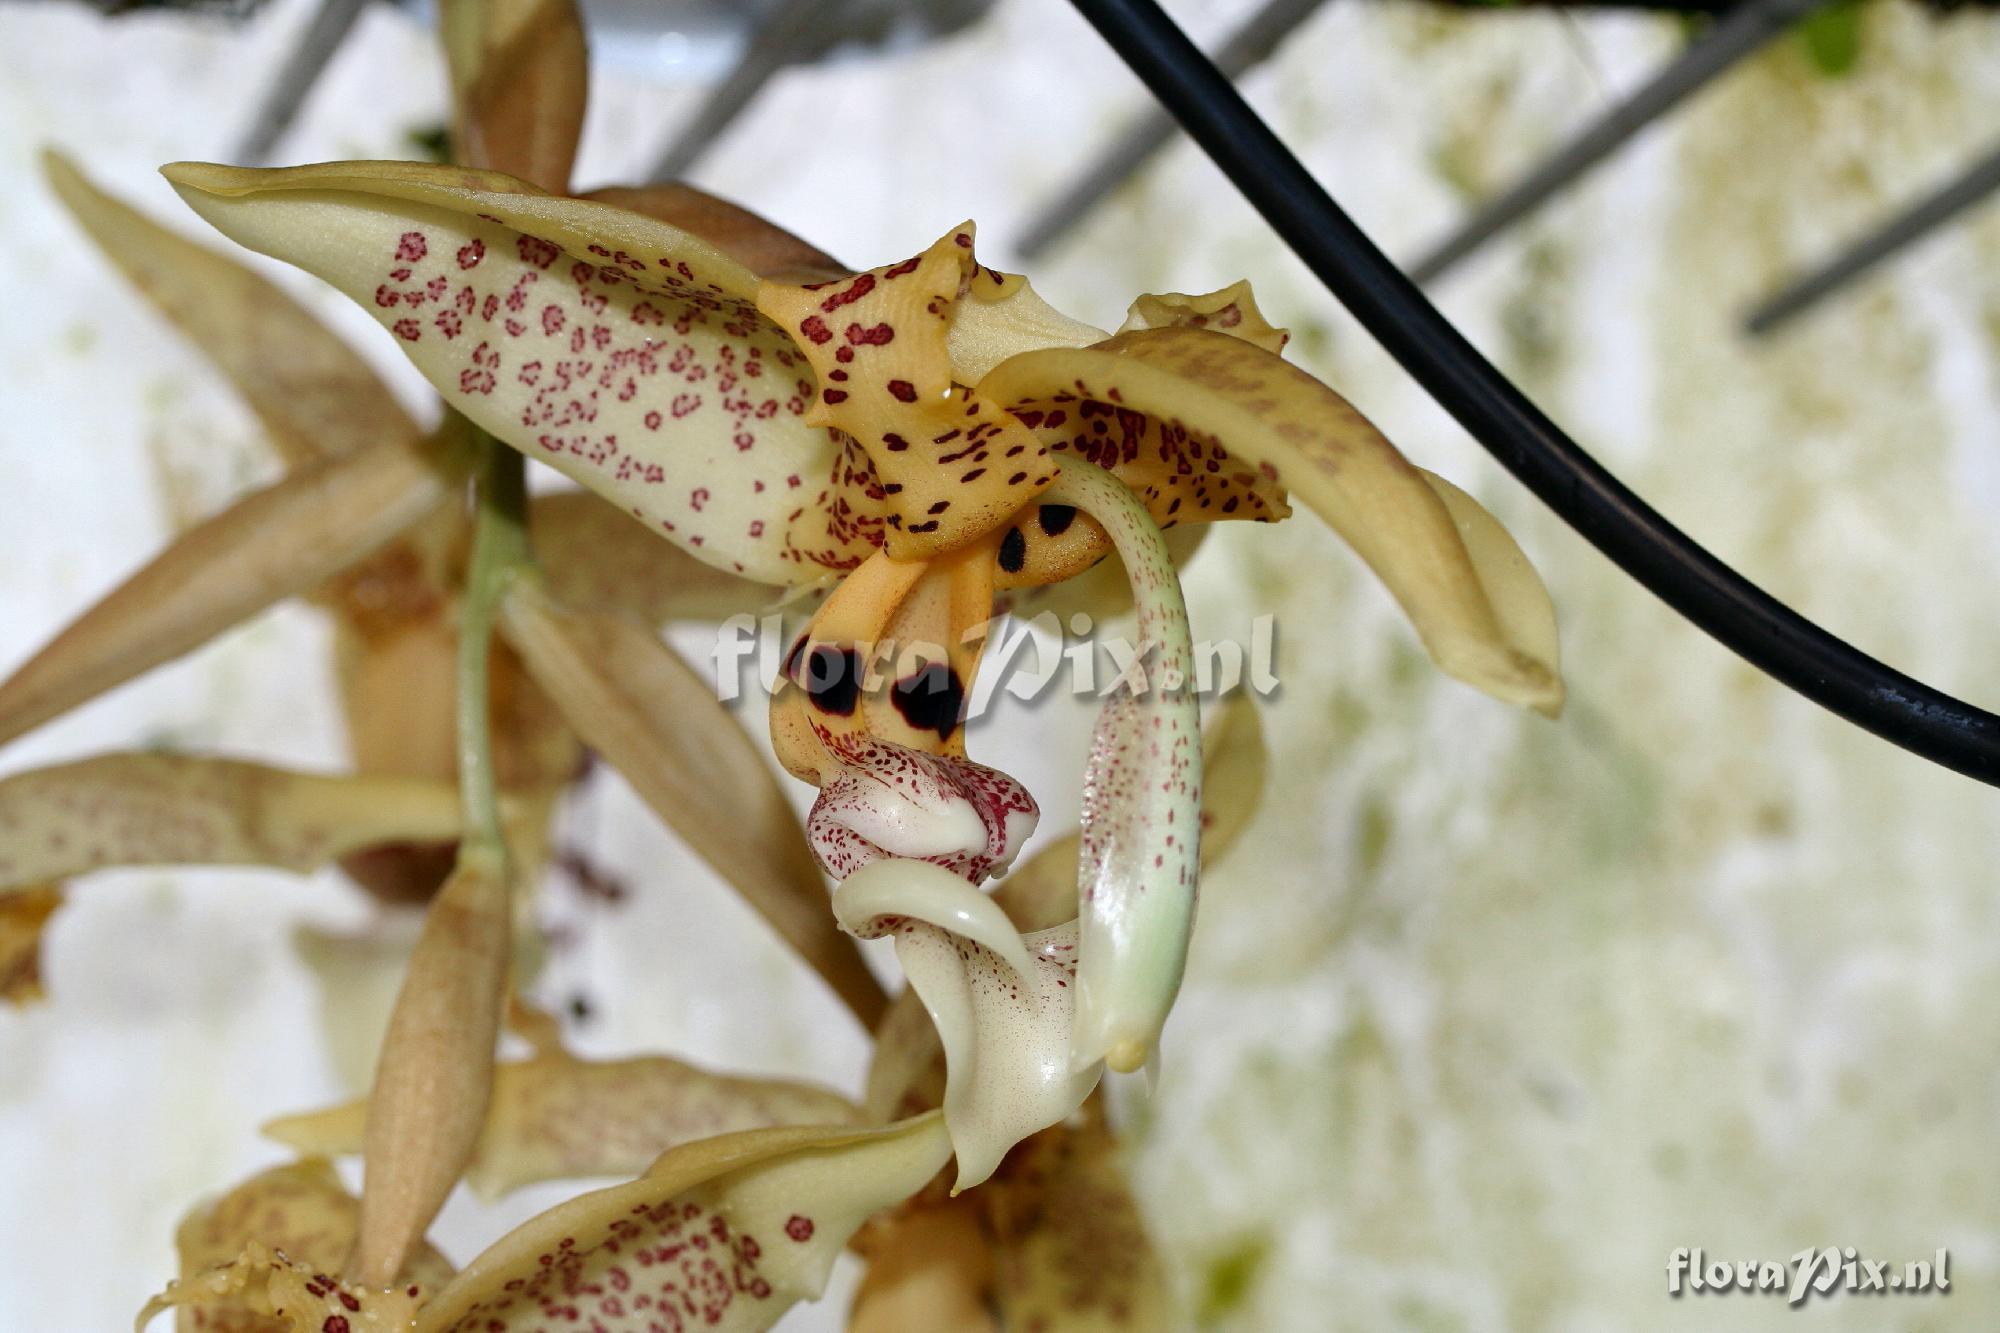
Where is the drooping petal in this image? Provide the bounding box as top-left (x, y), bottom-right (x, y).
top-left (0, 754), bottom-right (465, 890)
top-left (440, 0), bottom-right (588, 194)
top-left (584, 185), bottom-right (845, 284)
top-left (410, 1114), bottom-right (953, 1333)
top-left (151, 1157), bottom-right (454, 1333)
top-left (42, 150), bottom-right (421, 469)
top-left (995, 692), bottom-right (1266, 935)
top-left (1041, 461), bottom-right (1201, 1076)
top-left (806, 734), bottom-right (1038, 885)
top-left (531, 488), bottom-right (781, 624)
top-left (266, 1046), bottom-right (860, 1200)
top-left (756, 225), bottom-right (1058, 559)
top-left (979, 328), bottom-right (1564, 713)
top-left (353, 852), bottom-right (510, 1287)
top-left (0, 429), bottom-right (473, 748)
top-left (834, 859), bottom-right (1097, 1191)
top-left (985, 1110), bottom-right (1170, 1332)
top-left (164, 160), bottom-right (886, 584)
top-left (0, 884), bottom-right (62, 1005)
top-left (498, 577), bottom-right (887, 1026)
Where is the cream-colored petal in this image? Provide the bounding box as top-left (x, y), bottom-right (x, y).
top-left (164, 160), bottom-right (881, 585)
top-left (0, 429), bottom-right (472, 748)
top-left (835, 859), bottom-right (1099, 1191)
top-left (440, 0), bottom-right (588, 194)
top-left (985, 1112), bottom-right (1170, 1332)
top-left (0, 754), bottom-right (465, 890)
top-left (354, 853), bottom-right (511, 1287)
top-left (498, 577), bottom-right (886, 1026)
top-left (946, 272), bottom-right (1107, 384)
top-left (1041, 462), bottom-right (1201, 1077)
top-left (530, 488), bottom-right (783, 624)
top-left (152, 1157), bottom-right (454, 1333)
top-left (0, 884), bottom-right (62, 1006)
top-left (42, 150), bottom-right (421, 470)
top-left (266, 1048), bottom-right (860, 1200)
top-left (979, 328), bottom-right (1564, 713)
top-left (1418, 468), bottom-right (1564, 718)
top-left (411, 1114), bottom-right (953, 1333)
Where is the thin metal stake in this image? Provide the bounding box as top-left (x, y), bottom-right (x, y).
top-left (1409, 0), bottom-right (1830, 285)
top-left (1745, 139), bottom-right (2000, 335)
top-left (234, 0), bottom-right (372, 164)
top-left (1017, 0), bottom-right (1331, 259)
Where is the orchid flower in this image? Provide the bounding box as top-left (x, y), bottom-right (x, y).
top-left (3, 0), bottom-right (1568, 1326)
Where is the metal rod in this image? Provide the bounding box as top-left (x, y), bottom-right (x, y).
top-left (1065, 0), bottom-right (2000, 785)
top-left (647, 0), bottom-right (832, 182)
top-left (233, 0), bottom-right (372, 164)
top-left (1017, 0), bottom-right (1332, 259)
top-left (1745, 139), bottom-right (2000, 335)
top-left (1408, 0), bottom-right (1831, 285)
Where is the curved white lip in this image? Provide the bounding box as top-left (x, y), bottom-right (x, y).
top-left (833, 857), bottom-right (1034, 980)
top-left (830, 779), bottom-right (989, 860)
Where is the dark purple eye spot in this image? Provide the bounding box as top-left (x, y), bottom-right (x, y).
top-left (805, 646), bottom-right (863, 716)
top-left (1037, 504), bottom-right (1076, 536)
top-left (997, 526), bottom-right (1027, 574)
top-left (891, 663), bottom-right (965, 741)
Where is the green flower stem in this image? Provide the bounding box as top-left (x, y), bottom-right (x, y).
top-left (455, 425), bottom-right (529, 865)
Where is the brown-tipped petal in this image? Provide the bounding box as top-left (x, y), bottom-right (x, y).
top-left (163, 160), bottom-right (883, 585)
top-left (849, 1198), bottom-right (998, 1333)
top-left (440, 0), bottom-right (588, 194)
top-left (353, 853), bottom-right (511, 1288)
top-left (979, 328), bottom-right (1564, 713)
top-left (985, 1112), bottom-right (1170, 1332)
top-left (498, 578), bottom-right (887, 1027)
top-left (154, 1157), bottom-right (454, 1333)
top-left (0, 753), bottom-right (465, 890)
top-left (410, 1114), bottom-right (953, 1332)
top-left (584, 185), bottom-right (846, 284)
top-left (0, 431), bottom-right (472, 749)
top-left (267, 1045), bottom-right (860, 1201)
top-left (531, 488), bottom-right (783, 624)
top-left (0, 885), bottom-right (62, 1005)
top-left (41, 150), bottom-right (421, 470)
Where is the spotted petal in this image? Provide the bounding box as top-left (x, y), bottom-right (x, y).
top-left (409, 1114), bottom-right (952, 1332)
top-left (531, 488), bottom-right (781, 624)
top-left (266, 1044), bottom-right (860, 1200)
top-left (979, 328), bottom-right (1564, 714)
top-left (165, 160), bottom-right (885, 584)
top-left (806, 733), bottom-right (1038, 884)
top-left (583, 185), bottom-right (845, 284)
top-left (145, 1157), bottom-right (454, 1333)
top-left (984, 1111), bottom-right (1170, 1331)
top-left (835, 858), bottom-right (1097, 1191)
top-left (0, 753), bottom-right (465, 890)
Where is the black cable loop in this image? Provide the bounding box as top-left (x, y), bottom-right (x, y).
top-left (1065, 0), bottom-right (2000, 786)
